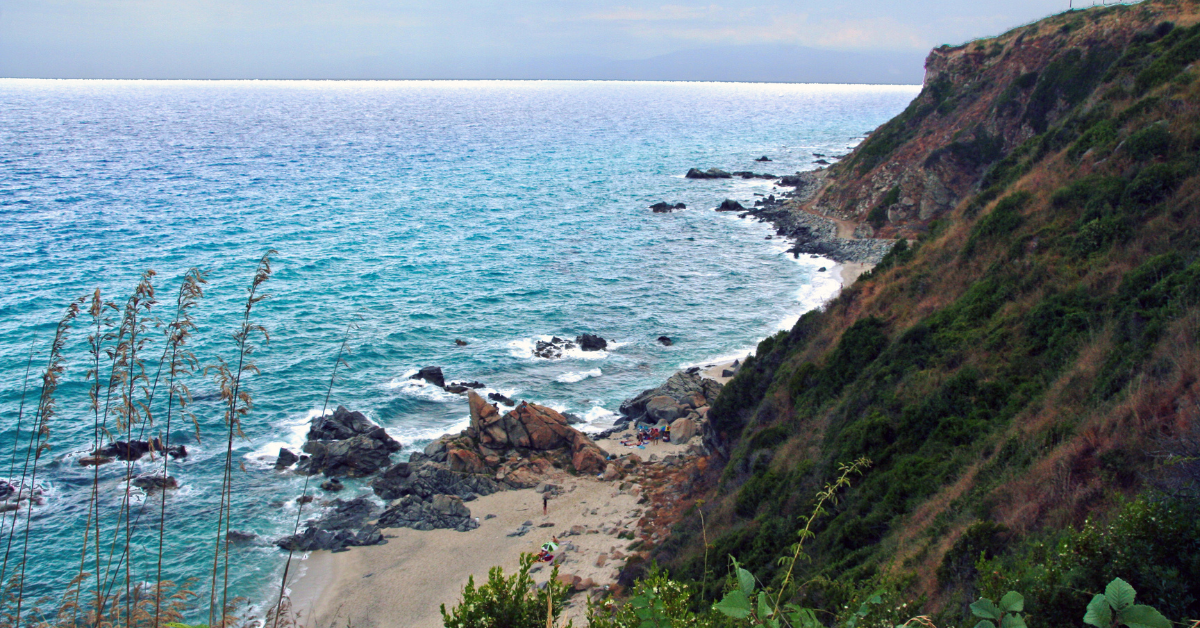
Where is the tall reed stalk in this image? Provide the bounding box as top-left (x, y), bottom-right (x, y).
top-left (270, 320), bottom-right (358, 628)
top-left (209, 251), bottom-right (275, 628)
top-left (152, 270), bottom-right (206, 628)
top-left (0, 345), bottom-right (36, 581)
top-left (12, 298), bottom-right (84, 627)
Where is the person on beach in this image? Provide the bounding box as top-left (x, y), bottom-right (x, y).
top-left (543, 492), bottom-right (549, 515)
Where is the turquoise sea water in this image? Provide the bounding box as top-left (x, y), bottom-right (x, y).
top-left (0, 79), bottom-right (918, 616)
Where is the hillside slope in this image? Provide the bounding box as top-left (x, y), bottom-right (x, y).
top-left (653, 1), bottom-right (1200, 624)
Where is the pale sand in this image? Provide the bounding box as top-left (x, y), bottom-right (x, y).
top-left (701, 360), bottom-right (743, 384)
top-left (290, 469), bottom-right (646, 628)
top-left (837, 262), bottom-right (873, 287)
top-left (594, 427), bottom-right (692, 458)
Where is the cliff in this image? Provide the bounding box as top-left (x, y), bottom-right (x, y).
top-left (649, 1), bottom-right (1200, 624)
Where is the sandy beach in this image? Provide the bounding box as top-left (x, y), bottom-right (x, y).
top-left (289, 463), bottom-right (657, 627)
top-left (287, 257), bottom-right (874, 628)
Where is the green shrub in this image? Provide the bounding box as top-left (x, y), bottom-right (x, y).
top-left (440, 553), bottom-right (573, 628)
top-left (1123, 124), bottom-right (1172, 160)
top-left (963, 192), bottom-right (1030, 256)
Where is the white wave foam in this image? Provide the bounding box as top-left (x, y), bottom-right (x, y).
top-left (392, 415), bottom-right (472, 445)
top-left (578, 405), bottom-right (620, 432)
top-left (382, 369), bottom-right (461, 402)
top-left (556, 368), bottom-right (602, 383)
top-left (507, 336), bottom-right (615, 361)
top-left (243, 407), bottom-right (327, 468)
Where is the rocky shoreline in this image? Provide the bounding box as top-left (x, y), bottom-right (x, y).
top-left (674, 165), bottom-right (895, 264)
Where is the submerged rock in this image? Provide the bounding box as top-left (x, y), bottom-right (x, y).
top-left (657, 336), bottom-right (673, 346)
top-left (131, 474), bottom-right (178, 491)
top-left (533, 337), bottom-right (575, 359)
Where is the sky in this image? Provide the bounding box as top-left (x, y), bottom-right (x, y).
top-left (0, 0), bottom-right (1091, 81)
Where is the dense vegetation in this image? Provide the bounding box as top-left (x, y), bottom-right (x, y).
top-left (633, 2), bottom-right (1200, 627)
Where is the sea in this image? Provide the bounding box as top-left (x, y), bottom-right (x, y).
top-left (0, 79), bottom-right (919, 618)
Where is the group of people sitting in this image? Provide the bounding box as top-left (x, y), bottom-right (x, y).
top-left (536, 537), bottom-right (559, 563)
top-left (618, 425), bottom-right (670, 448)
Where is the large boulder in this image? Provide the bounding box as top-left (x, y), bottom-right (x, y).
top-left (94, 439), bottom-right (186, 462)
top-left (716, 199), bottom-right (745, 212)
top-left (447, 448), bottom-right (487, 474)
top-left (669, 418), bottom-right (699, 444)
top-left (575, 334), bottom-right (608, 351)
top-left (468, 392), bottom-right (574, 451)
top-left (410, 366), bottom-right (446, 389)
top-left (377, 494), bottom-right (478, 532)
top-left (308, 406), bottom-right (379, 441)
top-left (275, 447), bottom-right (299, 470)
top-left (685, 168), bottom-right (732, 179)
top-left (274, 495), bottom-right (386, 552)
top-left (300, 427), bottom-right (402, 478)
top-left (371, 459), bottom-right (502, 501)
top-left (645, 396), bottom-right (683, 422)
top-left (619, 371), bottom-right (721, 422)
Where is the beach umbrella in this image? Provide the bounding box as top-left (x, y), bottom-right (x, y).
top-left (541, 541), bottom-right (559, 552)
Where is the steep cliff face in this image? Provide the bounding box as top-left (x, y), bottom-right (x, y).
top-left (656, 1), bottom-right (1200, 624)
top-left (803, 2), bottom-right (1200, 240)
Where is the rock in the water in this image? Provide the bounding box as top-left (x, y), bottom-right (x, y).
top-left (79, 456), bottom-right (113, 467)
top-left (410, 366), bottom-right (446, 389)
top-left (563, 412), bottom-right (585, 425)
top-left (669, 417), bottom-right (699, 444)
top-left (320, 478), bottom-right (344, 492)
top-left (377, 494), bottom-right (479, 532)
top-left (575, 334), bottom-right (607, 351)
top-left (131, 474), bottom-right (178, 491)
top-left (657, 336), bottom-right (673, 346)
top-left (755, 156), bottom-right (772, 161)
top-left (307, 406), bottom-right (379, 441)
top-left (533, 337), bottom-right (575, 359)
top-left (649, 202), bottom-right (686, 213)
top-left (275, 447), bottom-right (299, 470)
top-left (777, 174), bottom-right (805, 186)
top-left (226, 530), bottom-right (258, 544)
top-left (444, 385), bottom-right (469, 394)
top-left (685, 168), bottom-right (732, 179)
top-left (455, 339), bottom-right (468, 346)
top-left (299, 427), bottom-right (402, 478)
top-left (94, 439), bottom-right (185, 462)
top-left (275, 525), bottom-right (384, 552)
top-left (488, 392), bottom-right (515, 406)
top-left (716, 199), bottom-right (745, 212)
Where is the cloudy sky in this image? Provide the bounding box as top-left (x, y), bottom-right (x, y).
top-left (0, 0), bottom-right (1083, 81)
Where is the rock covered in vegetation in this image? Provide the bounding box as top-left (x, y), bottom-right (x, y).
top-left (377, 494), bottom-right (478, 532)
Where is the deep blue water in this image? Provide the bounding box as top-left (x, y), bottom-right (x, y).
top-left (0, 79), bottom-right (918, 616)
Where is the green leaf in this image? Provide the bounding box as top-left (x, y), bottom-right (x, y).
top-left (999, 591), bottom-right (1025, 614)
top-left (1106, 578), bottom-right (1137, 611)
top-left (974, 620), bottom-right (998, 628)
top-left (759, 591), bottom-right (773, 620)
top-left (737, 567), bottom-right (756, 597)
top-left (1118, 604), bottom-right (1172, 628)
top-left (1001, 613), bottom-right (1028, 628)
top-left (971, 598), bottom-right (1002, 621)
top-left (1085, 594), bottom-right (1114, 628)
top-left (788, 606), bottom-right (821, 628)
top-left (715, 590), bottom-right (753, 619)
